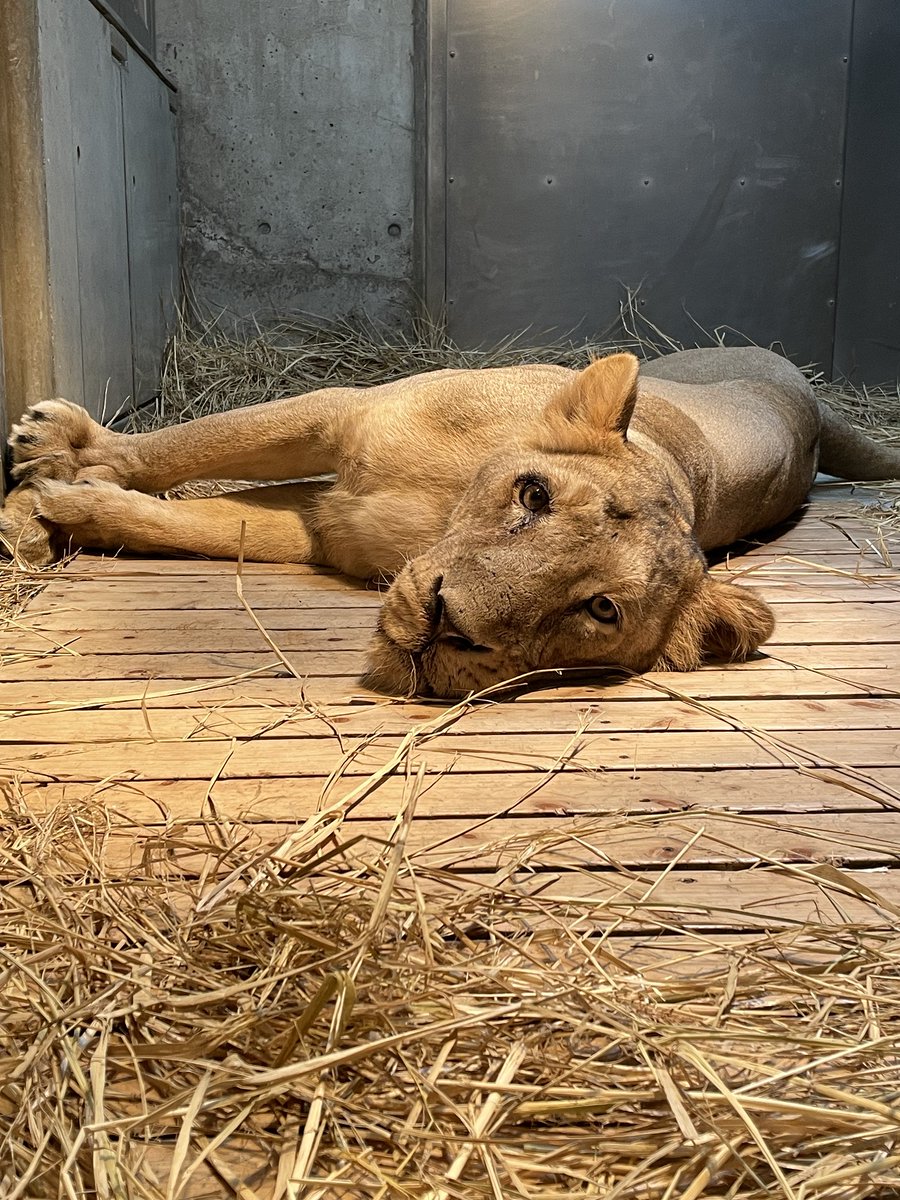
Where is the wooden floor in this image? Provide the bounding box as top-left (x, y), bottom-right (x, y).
top-left (4, 484), bottom-right (900, 936)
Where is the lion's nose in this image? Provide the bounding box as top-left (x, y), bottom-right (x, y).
top-left (434, 586), bottom-right (494, 654)
top-left (425, 575), bottom-right (444, 636)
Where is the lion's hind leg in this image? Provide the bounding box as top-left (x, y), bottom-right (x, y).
top-left (32, 480), bottom-right (331, 564)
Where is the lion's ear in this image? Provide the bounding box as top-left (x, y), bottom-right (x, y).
top-left (658, 576), bottom-right (775, 670)
top-left (534, 353), bottom-right (639, 453)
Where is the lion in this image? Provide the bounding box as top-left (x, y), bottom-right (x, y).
top-left (3, 346), bottom-right (898, 697)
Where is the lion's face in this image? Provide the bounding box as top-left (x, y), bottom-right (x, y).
top-left (366, 354), bottom-right (774, 698)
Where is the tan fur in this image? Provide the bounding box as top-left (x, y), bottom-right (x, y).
top-left (4, 347), bottom-right (898, 697)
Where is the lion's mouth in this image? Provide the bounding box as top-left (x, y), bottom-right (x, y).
top-left (436, 632), bottom-right (493, 654)
top-left (369, 566), bottom-right (505, 697)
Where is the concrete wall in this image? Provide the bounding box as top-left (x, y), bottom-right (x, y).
top-left (155, 0), bottom-right (415, 325)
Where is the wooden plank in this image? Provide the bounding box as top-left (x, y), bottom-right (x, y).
top-left (3, 627), bottom-right (379, 654)
top-left (1, 667), bottom-right (897, 712)
top-left (48, 810), bottom-right (900, 875)
top-left (759, 644), bottom-right (900, 668)
top-left (726, 566), bottom-right (898, 584)
top-left (45, 558), bottom-right (900, 586)
top-left (744, 515), bottom-right (899, 534)
top-left (2, 836), bottom-right (893, 929)
top-left (40, 572), bottom-right (375, 595)
top-left (18, 598), bottom-right (900, 634)
top-left (8, 612), bottom-right (900, 654)
top-left (3, 697), bottom-right (900, 744)
top-left (738, 538), bottom-right (898, 557)
top-left (21, 766), bottom-right (900, 821)
top-left (28, 576), bottom-right (900, 614)
top-left (33, 586), bottom-right (384, 611)
top-left (3, 728), bottom-right (900, 781)
top-left (0, 650), bottom-right (369, 680)
top-left (734, 543), bottom-right (896, 559)
top-left (766, 602), bottom-right (900, 621)
top-left (60, 556), bottom-right (342, 576)
top-left (770, 619), bottom-right (900, 643)
top-left (20, 606), bottom-right (384, 631)
top-left (719, 555), bottom-right (897, 571)
top-left (2, 643), bottom-right (897, 682)
top-left (445, 865), bottom-right (900, 930)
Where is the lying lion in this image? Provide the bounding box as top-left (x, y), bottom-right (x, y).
top-left (3, 346), bottom-right (897, 697)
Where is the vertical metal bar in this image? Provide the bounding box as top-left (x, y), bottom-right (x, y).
top-left (831, 0), bottom-right (856, 380)
top-left (416, 0), bottom-right (448, 324)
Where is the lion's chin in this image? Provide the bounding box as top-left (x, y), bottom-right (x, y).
top-left (364, 632), bottom-right (516, 700)
top-left (363, 631), bottom-right (424, 697)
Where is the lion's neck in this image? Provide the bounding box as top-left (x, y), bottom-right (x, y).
top-left (628, 427), bottom-right (710, 537)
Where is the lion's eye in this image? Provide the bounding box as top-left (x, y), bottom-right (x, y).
top-left (518, 480), bottom-right (550, 513)
top-left (587, 595), bottom-right (619, 624)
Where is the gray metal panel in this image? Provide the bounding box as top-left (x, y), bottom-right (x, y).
top-left (39, 0), bottom-right (134, 419)
top-left (833, 0), bottom-right (900, 384)
top-left (72, 1), bottom-right (135, 417)
top-left (122, 52), bottom-right (179, 403)
top-left (441, 0), bottom-right (851, 367)
top-left (38, 0), bottom-right (86, 408)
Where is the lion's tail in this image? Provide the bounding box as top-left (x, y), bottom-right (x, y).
top-left (817, 403), bottom-right (900, 481)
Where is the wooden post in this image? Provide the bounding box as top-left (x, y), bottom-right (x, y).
top-left (0, 0), bottom-right (55, 473)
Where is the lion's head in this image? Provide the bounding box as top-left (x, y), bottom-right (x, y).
top-left (366, 353), bottom-right (774, 698)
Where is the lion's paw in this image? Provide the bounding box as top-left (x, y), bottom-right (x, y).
top-left (29, 477), bottom-right (147, 554)
top-left (9, 398), bottom-right (107, 484)
top-left (0, 485), bottom-right (64, 566)
top-left (32, 478), bottom-right (116, 540)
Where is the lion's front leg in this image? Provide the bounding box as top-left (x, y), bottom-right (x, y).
top-left (3, 385), bottom-right (366, 562)
top-left (10, 385), bottom-right (364, 497)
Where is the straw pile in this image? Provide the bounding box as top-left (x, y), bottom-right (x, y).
top-left (3, 783), bottom-right (900, 1199)
top-left (127, 307), bottom-right (900, 447)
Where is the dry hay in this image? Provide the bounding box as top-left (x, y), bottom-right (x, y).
top-left (3, 782), bottom-right (900, 1200)
top-left (129, 305), bottom-right (900, 447)
top-left (123, 311), bottom-right (621, 432)
top-left (0, 553), bottom-right (76, 627)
